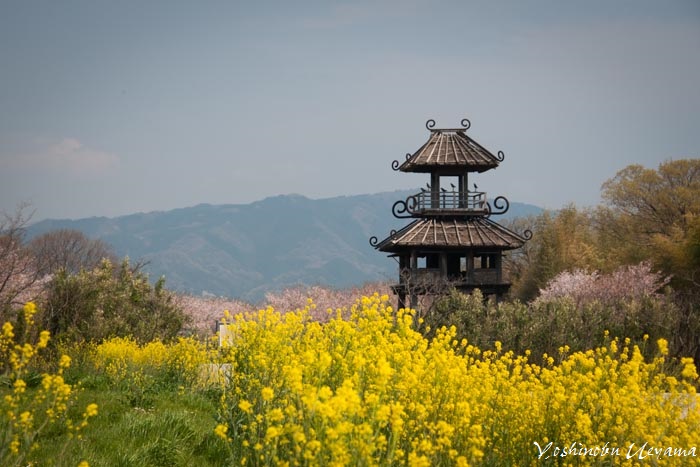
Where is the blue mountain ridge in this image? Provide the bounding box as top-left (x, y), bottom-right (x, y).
top-left (27, 190), bottom-right (542, 302)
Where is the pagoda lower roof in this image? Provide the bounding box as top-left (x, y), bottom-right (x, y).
top-left (376, 217), bottom-right (526, 252)
top-left (399, 129), bottom-right (501, 173)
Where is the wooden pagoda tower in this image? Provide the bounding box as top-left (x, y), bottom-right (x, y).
top-left (370, 118), bottom-right (531, 308)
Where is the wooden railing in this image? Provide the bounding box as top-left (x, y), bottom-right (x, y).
top-left (399, 268), bottom-right (502, 285)
top-left (408, 191), bottom-right (487, 213)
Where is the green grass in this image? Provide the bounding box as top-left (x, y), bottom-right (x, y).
top-left (29, 379), bottom-right (228, 467)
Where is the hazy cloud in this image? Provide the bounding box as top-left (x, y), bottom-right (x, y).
top-left (0, 1), bottom-right (697, 220)
top-left (0, 138), bottom-right (119, 176)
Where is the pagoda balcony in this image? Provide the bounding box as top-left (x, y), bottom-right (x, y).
top-left (406, 191), bottom-right (488, 214)
top-left (392, 191), bottom-right (511, 219)
top-left (391, 280), bottom-right (511, 300)
top-left (398, 269), bottom-right (504, 286)
top-left (403, 191), bottom-right (488, 216)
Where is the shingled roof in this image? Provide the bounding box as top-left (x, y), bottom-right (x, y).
top-left (399, 129), bottom-right (502, 174)
top-left (376, 217), bottom-right (526, 252)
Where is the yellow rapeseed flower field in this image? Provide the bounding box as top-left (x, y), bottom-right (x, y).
top-left (214, 293), bottom-right (699, 466)
top-left (87, 294), bottom-right (700, 465)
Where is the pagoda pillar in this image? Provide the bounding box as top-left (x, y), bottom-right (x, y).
top-left (458, 174), bottom-right (468, 208)
top-left (430, 172), bottom-right (440, 209)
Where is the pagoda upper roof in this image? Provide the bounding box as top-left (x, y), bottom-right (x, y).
top-left (375, 216), bottom-right (528, 252)
top-left (397, 119), bottom-right (503, 174)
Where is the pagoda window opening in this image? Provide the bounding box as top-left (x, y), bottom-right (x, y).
top-left (416, 253), bottom-right (440, 270)
top-left (426, 253), bottom-right (440, 269)
top-left (444, 254), bottom-right (465, 281)
top-left (474, 253), bottom-right (498, 270)
top-left (473, 252), bottom-right (501, 285)
top-left (410, 253), bottom-right (442, 284)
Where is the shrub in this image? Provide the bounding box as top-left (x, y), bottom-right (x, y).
top-left (425, 263), bottom-right (681, 361)
top-left (41, 258), bottom-right (189, 344)
top-left (535, 261), bottom-right (671, 306)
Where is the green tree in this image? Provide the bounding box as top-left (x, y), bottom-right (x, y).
top-left (598, 159), bottom-right (700, 290)
top-left (508, 206), bottom-right (601, 301)
top-left (594, 159), bottom-right (700, 360)
top-left (41, 258), bottom-right (189, 343)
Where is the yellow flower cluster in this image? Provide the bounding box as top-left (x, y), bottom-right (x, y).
top-left (91, 335), bottom-right (212, 387)
top-left (215, 294), bottom-right (700, 466)
top-left (1, 303), bottom-right (96, 467)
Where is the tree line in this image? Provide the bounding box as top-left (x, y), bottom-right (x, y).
top-left (507, 159), bottom-right (700, 301)
top-left (1, 159), bottom-right (698, 357)
top-left (424, 158), bottom-right (700, 362)
top-left (0, 211), bottom-right (187, 344)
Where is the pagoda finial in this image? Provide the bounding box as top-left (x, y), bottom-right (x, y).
top-left (425, 118), bottom-right (471, 132)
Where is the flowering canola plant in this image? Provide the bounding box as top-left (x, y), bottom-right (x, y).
top-left (1, 303), bottom-right (97, 467)
top-left (215, 294), bottom-right (700, 466)
top-left (91, 335), bottom-right (212, 389)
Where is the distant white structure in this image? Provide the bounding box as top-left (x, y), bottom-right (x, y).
top-left (197, 320), bottom-right (234, 386)
top-left (215, 320), bottom-right (234, 347)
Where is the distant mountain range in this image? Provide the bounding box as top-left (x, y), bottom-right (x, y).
top-left (27, 191), bottom-right (542, 302)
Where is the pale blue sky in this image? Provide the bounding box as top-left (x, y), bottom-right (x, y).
top-left (1, 0), bottom-right (699, 221)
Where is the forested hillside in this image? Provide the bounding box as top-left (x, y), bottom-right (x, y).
top-left (25, 190), bottom-right (541, 301)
